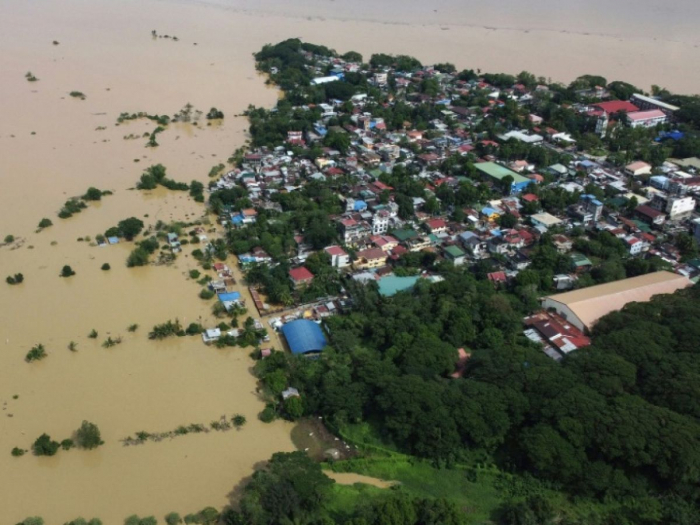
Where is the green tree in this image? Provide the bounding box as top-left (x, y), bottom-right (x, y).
top-left (76, 420), bottom-right (103, 449)
top-left (32, 434), bottom-right (60, 456)
top-left (60, 265), bottom-right (76, 277)
top-left (117, 217), bottom-right (145, 240)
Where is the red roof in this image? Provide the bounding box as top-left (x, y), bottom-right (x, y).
top-left (521, 193), bottom-right (539, 202)
top-left (324, 245), bottom-right (347, 256)
top-left (358, 248), bottom-right (386, 261)
top-left (289, 267), bottom-right (314, 282)
top-left (426, 218), bottom-right (447, 231)
top-left (487, 271), bottom-right (507, 283)
top-left (592, 101), bottom-right (639, 115)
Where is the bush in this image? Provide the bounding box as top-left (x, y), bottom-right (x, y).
top-left (88, 329), bottom-right (98, 338)
top-left (60, 265), bottom-right (76, 277)
top-left (232, 414), bottom-right (247, 428)
top-left (126, 247), bottom-right (150, 267)
top-left (189, 269), bottom-right (201, 279)
top-left (6, 273), bottom-right (24, 285)
top-left (61, 438), bottom-right (74, 450)
top-left (101, 263), bottom-right (111, 271)
top-left (76, 420), bottom-right (103, 449)
top-left (199, 288), bottom-right (215, 300)
top-left (70, 91), bottom-right (86, 98)
top-left (38, 218), bottom-right (53, 229)
top-left (165, 513), bottom-right (182, 525)
top-left (11, 447), bottom-right (25, 457)
top-left (4, 234), bottom-right (15, 243)
top-left (82, 187), bottom-right (103, 201)
top-left (19, 518), bottom-right (44, 525)
top-left (127, 324), bottom-right (139, 332)
top-left (185, 323), bottom-right (203, 335)
top-left (32, 434), bottom-right (60, 456)
top-left (26, 344), bottom-right (47, 362)
top-left (259, 405), bottom-right (276, 423)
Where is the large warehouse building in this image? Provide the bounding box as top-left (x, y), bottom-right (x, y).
top-left (541, 271), bottom-right (691, 332)
top-left (475, 162), bottom-right (533, 194)
top-left (281, 319), bottom-right (327, 355)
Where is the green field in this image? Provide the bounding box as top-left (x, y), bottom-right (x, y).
top-left (322, 423), bottom-right (608, 524)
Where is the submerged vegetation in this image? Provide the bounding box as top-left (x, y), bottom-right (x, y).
top-left (6, 273), bottom-right (24, 285)
top-left (121, 414), bottom-right (244, 446)
top-left (57, 186), bottom-right (111, 218)
top-left (25, 344), bottom-right (47, 363)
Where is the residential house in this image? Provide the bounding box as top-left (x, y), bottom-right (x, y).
top-left (324, 245), bottom-right (350, 268)
top-left (354, 247), bottom-right (387, 269)
top-left (289, 267), bottom-right (314, 288)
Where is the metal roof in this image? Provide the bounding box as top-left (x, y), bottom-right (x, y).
top-left (282, 320), bottom-right (327, 355)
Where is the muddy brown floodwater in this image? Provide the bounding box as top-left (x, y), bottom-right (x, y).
top-left (1, 0), bottom-right (698, 522)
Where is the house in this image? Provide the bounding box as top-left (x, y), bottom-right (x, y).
top-left (524, 311), bottom-right (591, 360)
top-left (530, 212), bottom-right (562, 230)
top-left (282, 387), bottom-right (300, 399)
top-left (289, 267), bottom-right (314, 288)
top-left (459, 231), bottom-right (485, 257)
top-left (425, 218), bottom-right (448, 234)
top-left (625, 161), bottom-right (652, 177)
top-left (635, 204), bottom-right (666, 227)
top-left (625, 236), bottom-right (647, 255)
top-left (324, 245), bottom-right (350, 268)
top-left (443, 245), bottom-right (467, 266)
top-left (371, 234), bottom-right (399, 252)
top-left (202, 328), bottom-right (222, 344)
top-left (354, 247), bottom-right (387, 269)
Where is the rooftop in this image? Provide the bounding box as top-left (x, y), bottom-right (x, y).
top-left (475, 162), bottom-right (531, 184)
top-left (543, 271), bottom-right (691, 331)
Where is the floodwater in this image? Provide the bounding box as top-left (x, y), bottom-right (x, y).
top-left (0, 0), bottom-right (697, 522)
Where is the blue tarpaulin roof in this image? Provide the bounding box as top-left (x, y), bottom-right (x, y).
top-left (282, 320), bottom-right (327, 355)
top-left (353, 200), bottom-right (367, 211)
top-left (217, 292), bottom-right (241, 303)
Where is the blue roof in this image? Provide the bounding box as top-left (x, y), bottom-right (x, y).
top-left (231, 215), bottom-right (244, 225)
top-left (217, 292), bottom-right (241, 303)
top-left (354, 200), bottom-right (368, 211)
top-left (282, 320), bottom-right (327, 355)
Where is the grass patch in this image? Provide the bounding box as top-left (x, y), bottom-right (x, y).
top-left (324, 482), bottom-right (388, 522)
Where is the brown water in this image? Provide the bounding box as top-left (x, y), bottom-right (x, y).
top-left (0, 0), bottom-right (696, 522)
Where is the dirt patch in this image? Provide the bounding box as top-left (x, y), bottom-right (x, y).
top-left (291, 418), bottom-right (359, 462)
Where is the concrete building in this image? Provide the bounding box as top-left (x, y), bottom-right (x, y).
top-left (627, 109), bottom-right (667, 128)
top-left (324, 245), bottom-right (350, 268)
top-left (630, 93), bottom-right (680, 116)
top-left (541, 271), bottom-right (691, 332)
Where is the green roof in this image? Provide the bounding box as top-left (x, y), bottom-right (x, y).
top-left (632, 220), bottom-right (652, 233)
top-left (392, 229), bottom-right (419, 242)
top-left (378, 276), bottom-right (420, 297)
top-left (444, 245), bottom-right (466, 258)
top-left (475, 162), bottom-right (530, 184)
top-left (570, 253), bottom-right (592, 267)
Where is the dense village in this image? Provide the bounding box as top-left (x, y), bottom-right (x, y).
top-left (196, 39), bottom-right (700, 364)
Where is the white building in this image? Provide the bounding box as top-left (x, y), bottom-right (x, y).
top-left (666, 196), bottom-right (695, 220)
top-left (372, 211), bottom-right (390, 234)
top-left (627, 110), bottom-right (667, 128)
